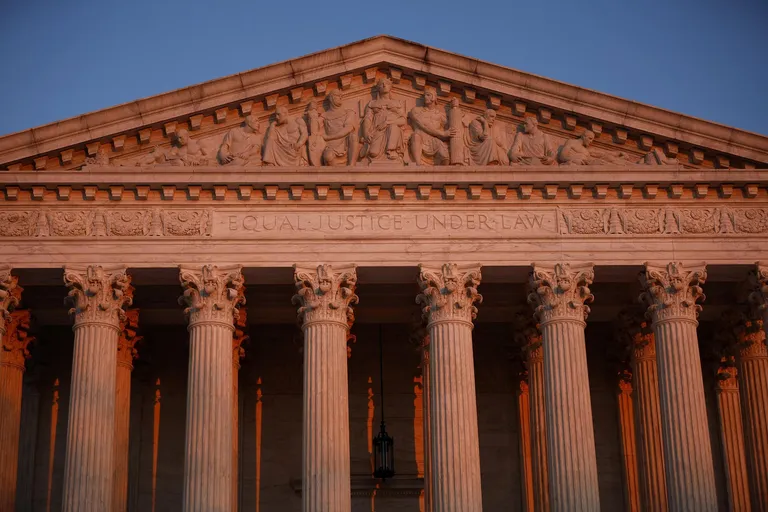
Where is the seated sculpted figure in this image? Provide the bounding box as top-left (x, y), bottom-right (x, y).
top-left (218, 114), bottom-right (264, 165)
top-left (360, 78), bottom-right (406, 164)
top-left (314, 89), bottom-right (358, 166)
top-left (509, 117), bottom-right (556, 165)
top-left (162, 129), bottom-right (209, 166)
top-left (467, 109), bottom-right (510, 166)
top-left (639, 148), bottom-right (678, 165)
top-left (408, 87), bottom-right (455, 165)
top-left (558, 130), bottom-right (603, 165)
top-left (263, 106), bottom-right (308, 166)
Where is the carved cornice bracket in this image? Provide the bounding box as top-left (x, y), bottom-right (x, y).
top-left (117, 309), bottom-right (142, 370)
top-left (639, 262), bottom-right (707, 324)
top-left (0, 265), bottom-right (21, 335)
top-left (178, 264), bottom-right (245, 329)
top-left (2, 309), bottom-right (34, 371)
top-left (64, 265), bottom-right (133, 329)
top-left (292, 264), bottom-right (358, 328)
top-left (416, 263), bottom-right (482, 327)
top-left (527, 262), bottom-right (594, 325)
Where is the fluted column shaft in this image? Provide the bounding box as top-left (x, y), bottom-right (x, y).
top-left (62, 265), bottom-right (132, 512)
top-left (114, 309), bottom-right (140, 512)
top-left (632, 338), bottom-right (668, 511)
top-left (529, 263), bottom-right (600, 511)
top-left (528, 344), bottom-right (549, 512)
top-left (616, 381), bottom-right (641, 512)
top-left (232, 308), bottom-right (246, 512)
top-left (517, 381), bottom-right (534, 512)
top-left (302, 321), bottom-right (351, 512)
top-left (737, 325), bottom-right (768, 510)
top-left (0, 355), bottom-right (24, 511)
top-left (179, 264), bottom-right (244, 512)
top-left (640, 262), bottom-right (716, 511)
top-left (294, 264), bottom-right (358, 512)
top-left (422, 338), bottom-right (433, 512)
top-left (715, 370), bottom-right (751, 511)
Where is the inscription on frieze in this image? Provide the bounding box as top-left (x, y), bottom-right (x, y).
top-left (215, 210), bottom-right (558, 238)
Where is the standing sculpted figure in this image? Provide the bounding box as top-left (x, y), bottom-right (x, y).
top-left (466, 109), bottom-right (510, 166)
top-left (311, 89), bottom-right (358, 166)
top-left (263, 106), bottom-right (308, 166)
top-left (509, 117), bottom-right (556, 165)
top-left (408, 87), bottom-right (457, 166)
top-left (218, 114), bottom-right (264, 165)
top-left (558, 130), bottom-right (602, 165)
top-left (360, 77), bottom-right (406, 164)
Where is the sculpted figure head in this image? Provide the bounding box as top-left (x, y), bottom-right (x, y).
top-left (328, 89), bottom-right (343, 108)
top-left (483, 109), bottom-right (497, 126)
top-left (175, 129), bottom-right (190, 147)
top-left (580, 130), bottom-right (595, 147)
top-left (245, 114), bottom-right (260, 132)
top-left (376, 77), bottom-right (393, 96)
top-left (423, 87), bottom-right (437, 107)
top-left (275, 106), bottom-right (289, 125)
top-left (523, 117), bottom-right (538, 134)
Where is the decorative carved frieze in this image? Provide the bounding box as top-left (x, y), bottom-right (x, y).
top-left (0, 209), bottom-right (213, 238)
top-left (528, 263), bottom-right (594, 325)
top-left (639, 262), bottom-right (707, 323)
top-left (292, 264), bottom-right (358, 327)
top-left (0, 266), bottom-right (21, 334)
top-left (64, 265), bottom-right (133, 328)
top-left (178, 265), bottom-right (245, 328)
top-left (117, 309), bottom-right (142, 370)
top-left (416, 263), bottom-right (482, 326)
top-left (1, 309), bottom-right (34, 370)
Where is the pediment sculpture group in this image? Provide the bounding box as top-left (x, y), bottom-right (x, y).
top-left (108, 78), bottom-right (676, 169)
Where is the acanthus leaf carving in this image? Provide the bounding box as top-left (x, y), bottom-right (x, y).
top-left (292, 264), bottom-right (358, 327)
top-left (117, 308), bottom-right (142, 369)
top-left (749, 263), bottom-right (768, 320)
top-left (2, 309), bottom-right (34, 370)
top-left (233, 305), bottom-right (248, 368)
top-left (416, 263), bottom-right (482, 326)
top-left (512, 312), bottom-right (542, 365)
top-left (527, 263), bottom-right (594, 325)
top-left (639, 262), bottom-right (707, 323)
top-left (0, 266), bottom-right (21, 335)
top-left (178, 264), bottom-right (245, 328)
top-left (64, 265), bottom-right (133, 328)
top-left (615, 310), bottom-right (655, 363)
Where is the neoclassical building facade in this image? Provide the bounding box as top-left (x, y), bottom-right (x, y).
top-left (0, 36), bottom-right (767, 512)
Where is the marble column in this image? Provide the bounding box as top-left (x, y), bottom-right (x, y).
top-left (528, 262), bottom-right (600, 511)
top-left (62, 265), bottom-right (133, 512)
top-left (293, 264), bottom-right (358, 512)
top-left (0, 309), bottom-right (33, 512)
top-left (516, 379), bottom-right (534, 512)
top-left (114, 309), bottom-right (141, 512)
top-left (421, 332), bottom-right (433, 512)
top-left (744, 263), bottom-right (768, 510)
top-left (616, 377), bottom-right (641, 512)
top-left (714, 361), bottom-right (751, 511)
top-left (232, 307), bottom-right (248, 512)
top-left (0, 267), bottom-right (21, 511)
top-left (417, 263), bottom-right (483, 512)
top-left (622, 314), bottom-right (667, 511)
top-left (528, 341), bottom-right (550, 512)
top-left (178, 264), bottom-right (245, 512)
top-left (639, 262), bottom-right (717, 511)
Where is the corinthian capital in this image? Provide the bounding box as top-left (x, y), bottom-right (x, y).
top-left (64, 265), bottom-right (133, 328)
top-left (615, 311), bottom-right (655, 362)
top-left (233, 307), bottom-right (248, 368)
top-left (0, 266), bottom-right (21, 335)
top-left (292, 264), bottom-right (358, 327)
top-left (178, 265), bottom-right (245, 328)
top-left (639, 262), bottom-right (706, 324)
top-left (1, 309), bottom-right (34, 371)
top-left (527, 263), bottom-right (594, 325)
top-left (117, 309), bottom-right (142, 370)
top-left (749, 262), bottom-right (768, 320)
top-left (416, 263), bottom-right (482, 326)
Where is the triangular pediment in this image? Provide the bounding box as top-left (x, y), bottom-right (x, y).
top-left (1, 35), bottom-right (766, 170)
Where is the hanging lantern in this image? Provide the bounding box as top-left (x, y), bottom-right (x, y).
top-left (373, 324), bottom-right (395, 480)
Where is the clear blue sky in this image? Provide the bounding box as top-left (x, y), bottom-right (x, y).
top-left (1, 0), bottom-right (766, 136)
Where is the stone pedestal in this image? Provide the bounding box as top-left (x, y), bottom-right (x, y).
top-left (528, 263), bottom-right (600, 511)
top-left (178, 264), bottom-right (245, 512)
top-left (62, 265), bottom-right (133, 512)
top-left (639, 262), bottom-right (717, 511)
top-left (293, 264), bottom-right (358, 512)
top-left (714, 364), bottom-right (751, 512)
top-left (0, 309), bottom-right (32, 512)
top-left (744, 263), bottom-right (768, 510)
top-left (114, 309), bottom-right (141, 512)
top-left (616, 379), bottom-right (641, 512)
top-left (417, 263), bottom-right (483, 512)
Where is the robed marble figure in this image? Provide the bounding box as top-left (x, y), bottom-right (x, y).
top-left (360, 78), bottom-right (406, 164)
top-left (263, 106), bottom-right (308, 166)
top-left (467, 109), bottom-right (510, 166)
